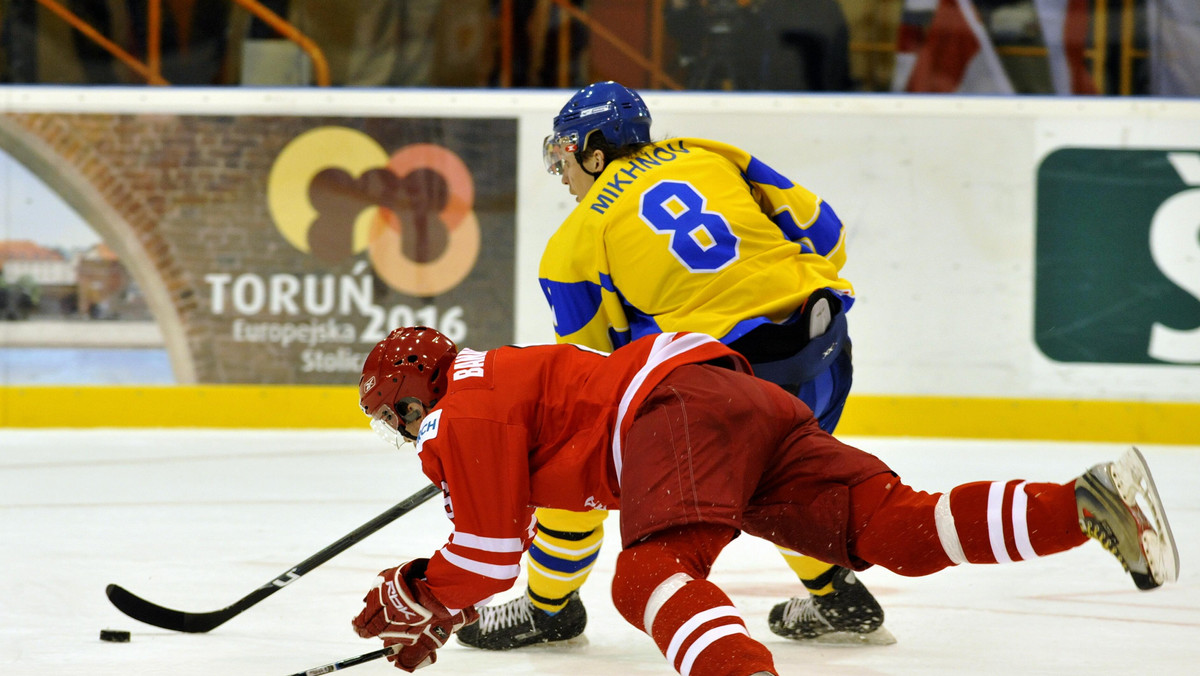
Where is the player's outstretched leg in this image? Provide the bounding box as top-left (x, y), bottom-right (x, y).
top-left (1076, 446), bottom-right (1179, 590)
top-left (767, 563), bottom-right (895, 645)
top-left (848, 448), bottom-right (1177, 594)
top-left (455, 588), bottom-right (586, 650)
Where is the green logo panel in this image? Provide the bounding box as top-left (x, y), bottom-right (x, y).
top-left (1035, 148), bottom-right (1200, 364)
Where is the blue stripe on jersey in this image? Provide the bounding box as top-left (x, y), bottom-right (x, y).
top-left (603, 275), bottom-right (645, 347)
top-left (540, 277), bottom-right (603, 338)
top-left (529, 544), bottom-right (601, 574)
top-left (744, 156), bottom-right (795, 189)
top-left (771, 202), bottom-right (844, 257)
top-left (771, 208), bottom-right (805, 242)
top-left (622, 299), bottom-right (661, 342)
top-left (608, 326), bottom-right (631, 349)
top-left (721, 315), bottom-right (776, 344)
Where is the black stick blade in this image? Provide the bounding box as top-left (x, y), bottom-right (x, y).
top-left (106, 583), bottom-right (234, 633)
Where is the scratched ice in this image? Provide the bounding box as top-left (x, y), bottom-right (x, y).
top-left (2, 429), bottom-right (1195, 676)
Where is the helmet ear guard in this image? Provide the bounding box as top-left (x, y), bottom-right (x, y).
top-left (397, 396), bottom-right (426, 425)
top-left (394, 396), bottom-right (426, 443)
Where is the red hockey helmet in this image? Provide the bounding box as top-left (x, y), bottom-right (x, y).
top-left (359, 326), bottom-right (458, 438)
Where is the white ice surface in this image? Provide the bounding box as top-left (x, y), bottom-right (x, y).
top-left (1, 430), bottom-right (1196, 676)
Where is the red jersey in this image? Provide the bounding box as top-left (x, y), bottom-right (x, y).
top-left (415, 332), bottom-right (749, 610)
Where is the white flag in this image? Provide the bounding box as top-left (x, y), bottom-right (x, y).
top-left (1148, 0), bottom-right (1200, 96)
top-left (1033, 0), bottom-right (1098, 94)
top-left (893, 0), bottom-right (1014, 94)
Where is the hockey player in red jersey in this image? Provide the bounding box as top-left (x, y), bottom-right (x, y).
top-left (350, 326), bottom-right (1179, 676)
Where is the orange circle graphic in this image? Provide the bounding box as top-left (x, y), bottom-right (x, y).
top-left (369, 210), bottom-right (481, 297)
top-left (371, 143), bottom-right (480, 296)
top-left (386, 143), bottom-right (475, 231)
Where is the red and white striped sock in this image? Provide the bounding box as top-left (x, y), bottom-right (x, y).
top-left (853, 476), bottom-right (1086, 575)
top-left (938, 480), bottom-right (1086, 564)
top-left (644, 579), bottom-right (772, 676)
top-left (612, 524), bottom-right (775, 676)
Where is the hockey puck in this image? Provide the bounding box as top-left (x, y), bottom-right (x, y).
top-left (99, 629), bottom-right (131, 643)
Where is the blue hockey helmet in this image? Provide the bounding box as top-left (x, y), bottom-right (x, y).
top-left (543, 81), bottom-right (652, 175)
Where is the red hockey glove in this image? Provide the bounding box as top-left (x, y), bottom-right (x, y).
top-left (352, 559), bottom-right (479, 672)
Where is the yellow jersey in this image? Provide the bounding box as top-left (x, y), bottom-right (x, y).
top-left (538, 137), bottom-right (853, 350)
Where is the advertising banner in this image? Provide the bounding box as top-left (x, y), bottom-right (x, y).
top-left (215, 116), bottom-right (517, 383)
top-left (1036, 148), bottom-right (1200, 365)
top-left (2, 89), bottom-right (1197, 440)
top-left (0, 112), bottom-right (517, 384)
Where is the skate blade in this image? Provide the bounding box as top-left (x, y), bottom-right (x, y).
top-left (791, 626), bottom-right (897, 647)
top-left (1114, 447), bottom-right (1180, 586)
top-left (525, 635), bottom-right (590, 651)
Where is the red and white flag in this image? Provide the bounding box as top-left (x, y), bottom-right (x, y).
top-left (1033, 0), bottom-right (1098, 94)
top-left (892, 0), bottom-right (1014, 94)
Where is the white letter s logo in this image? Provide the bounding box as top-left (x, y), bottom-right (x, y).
top-left (1148, 153), bottom-right (1200, 363)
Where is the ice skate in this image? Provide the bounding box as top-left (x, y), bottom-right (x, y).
top-left (1076, 446), bottom-right (1179, 590)
top-left (456, 590), bottom-right (587, 650)
top-left (768, 568), bottom-right (896, 646)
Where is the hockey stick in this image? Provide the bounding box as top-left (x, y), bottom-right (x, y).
top-left (286, 645), bottom-right (398, 676)
top-left (106, 483), bottom-right (441, 633)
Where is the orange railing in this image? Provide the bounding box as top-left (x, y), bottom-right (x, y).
top-left (34, 0), bottom-right (329, 87)
top-left (494, 0), bottom-right (683, 91)
top-left (36, 0), bottom-right (168, 85)
top-left (232, 0), bottom-right (329, 86)
top-left (546, 0), bottom-right (682, 90)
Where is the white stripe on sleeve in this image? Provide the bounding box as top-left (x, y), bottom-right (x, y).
top-left (438, 547), bottom-right (521, 581)
top-left (452, 531), bottom-right (526, 553)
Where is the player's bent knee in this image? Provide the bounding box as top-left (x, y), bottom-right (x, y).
top-left (611, 524), bottom-right (736, 632)
top-left (852, 477), bottom-right (955, 576)
top-left (613, 540), bottom-right (777, 676)
top-left (613, 546), bottom-right (685, 631)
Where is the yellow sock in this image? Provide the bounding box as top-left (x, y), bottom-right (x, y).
top-left (777, 546), bottom-right (840, 596)
top-left (526, 507), bottom-right (608, 612)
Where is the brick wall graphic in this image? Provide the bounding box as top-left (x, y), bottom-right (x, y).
top-left (0, 114), bottom-right (517, 384)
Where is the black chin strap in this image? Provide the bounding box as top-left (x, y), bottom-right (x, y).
top-left (576, 151), bottom-right (606, 179)
top-left (397, 396), bottom-right (424, 441)
top-left (397, 397), bottom-right (424, 424)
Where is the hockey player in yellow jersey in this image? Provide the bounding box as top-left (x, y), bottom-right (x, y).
top-left (456, 81), bottom-right (895, 651)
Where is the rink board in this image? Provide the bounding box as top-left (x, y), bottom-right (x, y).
top-left (1, 89), bottom-right (1198, 441)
